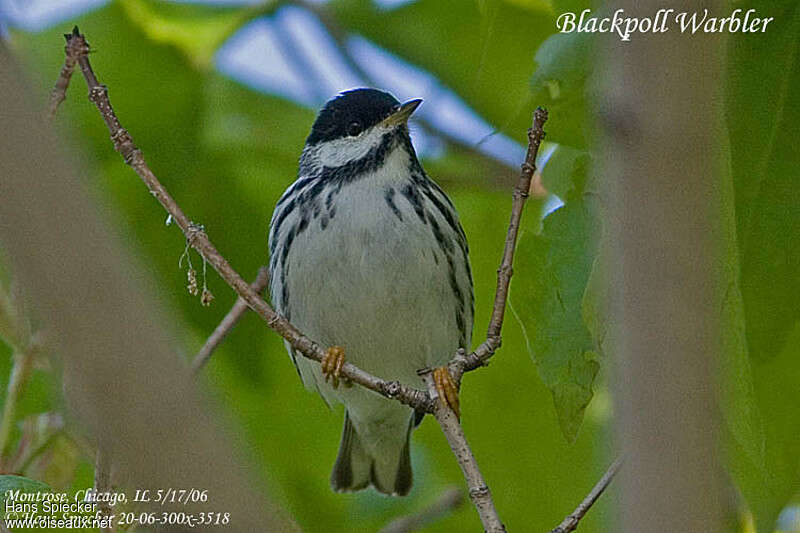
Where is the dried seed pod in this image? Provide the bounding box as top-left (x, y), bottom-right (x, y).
top-left (187, 268), bottom-right (199, 296)
top-left (200, 288), bottom-right (214, 307)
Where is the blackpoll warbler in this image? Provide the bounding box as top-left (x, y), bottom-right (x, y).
top-left (269, 88), bottom-right (473, 495)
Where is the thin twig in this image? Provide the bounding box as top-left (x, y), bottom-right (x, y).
top-left (379, 487), bottom-right (464, 533)
top-left (548, 457), bottom-right (623, 533)
top-left (191, 267), bottom-right (270, 374)
top-left (53, 28), bottom-right (433, 414)
top-left (48, 26), bottom-right (82, 119)
top-left (421, 371), bottom-right (506, 533)
top-left (449, 108), bottom-right (548, 385)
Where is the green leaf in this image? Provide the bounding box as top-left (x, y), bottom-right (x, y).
top-left (729, 325), bottom-right (800, 532)
top-left (581, 253), bottom-right (607, 358)
top-left (726, 0), bottom-right (800, 360)
top-left (515, 160), bottom-right (600, 442)
top-left (530, 31), bottom-right (592, 148)
top-left (0, 474), bottom-right (50, 511)
top-left (119, 0), bottom-right (273, 69)
top-left (716, 136), bottom-right (767, 493)
top-left (721, 16), bottom-right (800, 523)
top-left (541, 146), bottom-right (589, 201)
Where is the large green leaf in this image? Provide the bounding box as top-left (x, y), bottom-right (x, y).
top-left (529, 31), bottom-right (592, 149)
top-left (723, 4), bottom-right (800, 524)
top-left (514, 156), bottom-right (599, 441)
top-left (540, 146), bottom-right (589, 200)
top-left (716, 134), bottom-right (769, 529)
top-left (0, 474), bottom-right (51, 516)
top-left (729, 325), bottom-right (800, 533)
top-left (0, 474), bottom-right (50, 496)
top-left (726, 0), bottom-right (800, 361)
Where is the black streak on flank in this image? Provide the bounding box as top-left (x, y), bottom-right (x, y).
top-left (296, 216), bottom-right (309, 236)
top-left (415, 173), bottom-right (468, 259)
top-left (446, 254), bottom-right (467, 348)
top-left (421, 185), bottom-right (460, 245)
top-left (270, 197), bottom-right (296, 255)
top-left (445, 254), bottom-right (464, 305)
top-left (401, 184), bottom-right (427, 224)
top-left (385, 188), bottom-right (403, 221)
top-left (425, 205), bottom-right (467, 349)
top-left (427, 213), bottom-right (454, 255)
top-left (276, 177), bottom-right (313, 208)
top-left (456, 311), bottom-right (466, 348)
top-left (280, 226), bottom-right (296, 270)
top-left (410, 170), bottom-right (474, 325)
top-left (281, 276), bottom-right (291, 322)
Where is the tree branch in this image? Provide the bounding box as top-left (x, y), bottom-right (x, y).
top-left (548, 457), bottom-right (623, 533)
top-left (449, 107), bottom-right (548, 386)
top-left (379, 487), bottom-right (464, 533)
top-left (191, 267), bottom-right (270, 374)
top-left (420, 371), bottom-right (506, 532)
top-left (48, 26), bottom-right (82, 119)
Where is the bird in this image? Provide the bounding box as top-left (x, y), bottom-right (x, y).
top-left (268, 88), bottom-right (474, 496)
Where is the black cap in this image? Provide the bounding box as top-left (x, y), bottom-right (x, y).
top-left (306, 88), bottom-right (402, 145)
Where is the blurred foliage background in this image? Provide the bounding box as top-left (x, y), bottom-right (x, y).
top-left (0, 0), bottom-right (798, 531)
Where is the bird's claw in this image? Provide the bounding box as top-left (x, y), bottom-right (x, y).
top-left (432, 366), bottom-right (460, 419)
top-left (322, 346), bottom-right (347, 388)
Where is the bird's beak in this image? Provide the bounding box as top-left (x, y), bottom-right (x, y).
top-left (381, 99), bottom-right (422, 127)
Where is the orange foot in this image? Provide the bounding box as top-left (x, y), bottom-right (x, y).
top-left (433, 366), bottom-right (460, 419)
top-left (322, 346), bottom-right (347, 388)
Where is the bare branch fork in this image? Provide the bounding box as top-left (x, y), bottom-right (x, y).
top-left (50, 28), bottom-right (554, 531)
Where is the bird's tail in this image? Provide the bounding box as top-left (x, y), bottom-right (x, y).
top-left (331, 411), bottom-right (413, 496)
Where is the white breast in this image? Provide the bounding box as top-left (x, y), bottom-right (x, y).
top-left (269, 143), bottom-right (473, 407)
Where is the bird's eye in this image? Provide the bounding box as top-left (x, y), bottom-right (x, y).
top-left (347, 121), bottom-right (362, 136)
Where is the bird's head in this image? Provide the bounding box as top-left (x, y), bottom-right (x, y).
top-left (302, 88), bottom-right (422, 170)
